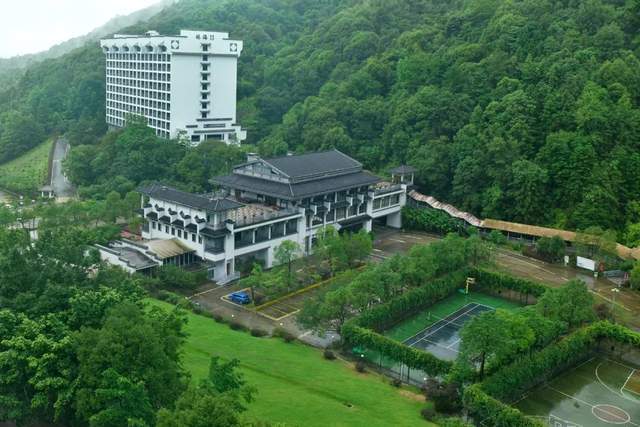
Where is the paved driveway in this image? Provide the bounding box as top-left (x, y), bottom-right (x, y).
top-left (51, 138), bottom-right (74, 199)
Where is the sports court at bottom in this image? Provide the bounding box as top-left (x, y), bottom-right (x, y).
top-left (384, 291), bottom-right (521, 361)
top-left (515, 357), bottom-right (640, 427)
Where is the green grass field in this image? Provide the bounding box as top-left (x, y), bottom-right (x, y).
top-left (385, 291), bottom-right (522, 342)
top-left (149, 299), bottom-right (431, 427)
top-left (0, 139), bottom-right (52, 193)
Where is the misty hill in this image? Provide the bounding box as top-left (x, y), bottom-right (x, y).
top-left (0, 0), bottom-right (177, 88)
top-left (1, 0), bottom-right (640, 238)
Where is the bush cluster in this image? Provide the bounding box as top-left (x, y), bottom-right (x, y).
top-left (402, 206), bottom-right (465, 235)
top-left (323, 349), bottom-right (336, 360)
top-left (273, 327), bottom-right (296, 343)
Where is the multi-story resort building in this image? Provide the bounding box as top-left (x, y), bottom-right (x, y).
top-left (100, 30), bottom-right (245, 144)
top-left (97, 150), bottom-right (412, 282)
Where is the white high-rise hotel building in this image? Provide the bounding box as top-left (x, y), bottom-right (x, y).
top-left (100, 30), bottom-right (246, 145)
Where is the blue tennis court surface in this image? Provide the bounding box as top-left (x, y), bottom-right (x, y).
top-left (403, 302), bottom-right (494, 361)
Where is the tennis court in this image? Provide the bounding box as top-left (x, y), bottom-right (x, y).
top-left (515, 357), bottom-right (640, 426)
top-left (402, 302), bottom-right (493, 360)
top-left (384, 291), bottom-right (521, 361)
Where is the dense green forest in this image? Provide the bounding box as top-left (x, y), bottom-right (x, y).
top-left (1, 0), bottom-right (640, 237)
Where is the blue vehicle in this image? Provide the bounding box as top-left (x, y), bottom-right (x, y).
top-left (230, 291), bottom-right (251, 305)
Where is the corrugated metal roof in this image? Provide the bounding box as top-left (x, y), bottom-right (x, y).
top-left (145, 238), bottom-right (195, 260)
top-left (481, 219), bottom-right (576, 241)
top-left (409, 190), bottom-right (482, 227)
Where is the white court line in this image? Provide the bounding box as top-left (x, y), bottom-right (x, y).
top-left (595, 360), bottom-right (640, 403)
top-left (418, 337), bottom-right (460, 354)
top-left (446, 338), bottom-right (461, 349)
top-left (403, 302), bottom-right (478, 344)
top-left (621, 369), bottom-right (636, 395)
top-left (546, 385), bottom-right (639, 426)
top-left (373, 248), bottom-right (383, 252)
top-left (413, 304), bottom-right (481, 347)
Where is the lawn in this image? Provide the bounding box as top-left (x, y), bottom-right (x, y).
top-left (149, 299), bottom-right (431, 427)
top-left (0, 139), bottom-right (52, 193)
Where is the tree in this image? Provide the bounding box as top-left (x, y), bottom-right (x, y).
top-left (343, 230), bottom-right (372, 268)
top-left (535, 236), bottom-right (565, 262)
top-left (156, 356), bottom-right (255, 427)
top-left (537, 280), bottom-right (595, 328)
top-left (274, 240), bottom-right (301, 292)
top-left (629, 262), bottom-right (640, 290)
top-left (73, 303), bottom-right (187, 424)
top-left (313, 226), bottom-right (348, 276)
top-left (156, 386), bottom-right (242, 427)
top-left (458, 309), bottom-right (535, 380)
top-left (240, 263), bottom-right (265, 303)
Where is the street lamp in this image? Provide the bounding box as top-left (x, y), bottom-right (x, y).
top-left (610, 288), bottom-right (620, 323)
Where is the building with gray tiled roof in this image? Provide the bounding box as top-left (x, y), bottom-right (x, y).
top-left (101, 150), bottom-right (409, 283)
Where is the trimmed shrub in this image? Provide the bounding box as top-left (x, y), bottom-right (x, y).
top-left (212, 313), bottom-right (225, 323)
top-left (391, 378), bottom-right (402, 388)
top-left (157, 290), bottom-right (182, 304)
top-left (273, 326), bottom-right (296, 343)
top-left (420, 407), bottom-right (436, 422)
top-left (250, 328), bottom-right (268, 337)
top-left (323, 349), bottom-right (336, 360)
top-left (229, 321), bottom-right (247, 332)
top-left (355, 361), bottom-right (366, 373)
top-left (423, 379), bottom-right (461, 413)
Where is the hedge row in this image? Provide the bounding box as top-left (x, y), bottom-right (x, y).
top-left (463, 385), bottom-right (545, 427)
top-left (354, 272), bottom-right (467, 331)
top-left (341, 323), bottom-right (453, 375)
top-left (470, 268), bottom-right (547, 299)
top-left (463, 321), bottom-right (640, 426)
top-left (341, 272), bottom-right (466, 375)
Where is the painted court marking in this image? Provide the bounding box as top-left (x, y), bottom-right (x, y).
top-left (404, 303), bottom-right (494, 355)
top-left (595, 360), bottom-right (640, 403)
top-left (547, 386), bottom-right (639, 426)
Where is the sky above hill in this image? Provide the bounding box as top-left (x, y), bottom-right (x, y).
top-left (0, 0), bottom-right (160, 58)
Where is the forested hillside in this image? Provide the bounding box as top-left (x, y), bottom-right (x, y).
top-left (1, 0), bottom-right (640, 237)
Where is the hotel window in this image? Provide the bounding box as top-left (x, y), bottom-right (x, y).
top-left (152, 222), bottom-right (156, 229)
top-left (171, 228), bottom-right (175, 235)
top-left (191, 234), bottom-right (196, 242)
top-left (336, 208), bottom-right (346, 220)
top-left (178, 230), bottom-right (182, 238)
top-left (165, 225), bottom-right (169, 233)
top-left (198, 236), bottom-right (202, 244)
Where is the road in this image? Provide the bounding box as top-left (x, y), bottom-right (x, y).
top-left (51, 138), bottom-right (74, 199)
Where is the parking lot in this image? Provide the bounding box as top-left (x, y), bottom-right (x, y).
top-left (371, 226), bottom-right (439, 261)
